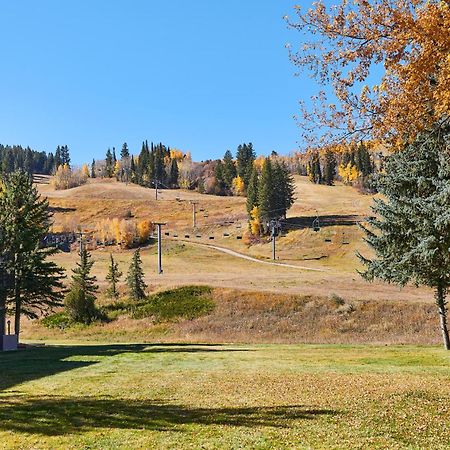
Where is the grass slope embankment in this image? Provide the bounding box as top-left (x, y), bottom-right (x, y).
top-left (23, 288), bottom-right (441, 346)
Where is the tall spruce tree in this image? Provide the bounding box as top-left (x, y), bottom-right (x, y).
top-left (169, 158), bottom-right (179, 188)
top-left (106, 254), bottom-right (122, 300)
top-left (127, 249), bottom-right (147, 301)
top-left (121, 142), bottom-right (130, 159)
top-left (358, 121), bottom-right (450, 350)
top-left (273, 161), bottom-right (295, 219)
top-left (91, 159), bottom-right (96, 178)
top-left (65, 246), bottom-right (99, 324)
top-left (0, 171), bottom-right (65, 338)
top-left (323, 149), bottom-right (337, 185)
top-left (246, 166), bottom-right (259, 214)
top-left (258, 157), bottom-right (276, 227)
top-left (55, 146), bottom-right (62, 168)
top-left (236, 143), bottom-right (256, 187)
top-left (105, 148), bottom-right (114, 177)
top-left (222, 150), bottom-right (236, 189)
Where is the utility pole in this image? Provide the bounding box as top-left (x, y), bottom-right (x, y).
top-left (154, 222), bottom-right (166, 274)
top-left (190, 201), bottom-right (198, 229)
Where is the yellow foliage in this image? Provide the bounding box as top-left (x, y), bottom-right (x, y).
top-left (249, 205), bottom-right (261, 236)
top-left (113, 160), bottom-right (121, 177)
top-left (338, 163), bottom-right (359, 185)
top-left (170, 149), bottom-right (184, 160)
top-left (137, 220), bottom-right (152, 243)
top-left (81, 163), bottom-right (90, 178)
top-left (253, 156), bottom-right (265, 171)
top-left (232, 176), bottom-right (245, 196)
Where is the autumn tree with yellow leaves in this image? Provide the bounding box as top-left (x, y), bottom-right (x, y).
top-left (287, 0), bottom-right (450, 145)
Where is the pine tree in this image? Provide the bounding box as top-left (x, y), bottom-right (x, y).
top-left (169, 158), bottom-right (179, 188)
top-left (359, 120), bottom-right (450, 350)
top-left (55, 146), bottom-right (62, 168)
top-left (257, 157), bottom-right (276, 227)
top-left (273, 161), bottom-right (295, 219)
top-left (60, 145), bottom-right (70, 167)
top-left (121, 142), bottom-right (130, 159)
top-left (126, 249), bottom-right (147, 301)
top-left (112, 147), bottom-right (117, 164)
top-left (0, 171), bottom-right (65, 338)
top-left (91, 159), bottom-right (96, 178)
top-left (105, 148), bottom-right (113, 177)
top-left (223, 150), bottom-right (236, 189)
top-left (65, 246), bottom-right (99, 324)
top-left (323, 149), bottom-right (337, 185)
top-left (236, 143), bottom-right (256, 187)
top-left (215, 160), bottom-right (225, 193)
top-left (246, 166), bottom-right (259, 214)
top-left (106, 254), bottom-right (122, 300)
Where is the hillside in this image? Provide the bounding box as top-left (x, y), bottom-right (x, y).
top-left (33, 176), bottom-right (434, 306)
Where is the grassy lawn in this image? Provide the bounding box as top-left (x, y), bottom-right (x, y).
top-left (1, 344), bottom-right (449, 449)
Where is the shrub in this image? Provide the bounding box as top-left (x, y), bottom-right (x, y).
top-left (65, 284), bottom-right (98, 324)
top-left (133, 286), bottom-right (214, 322)
top-left (41, 312), bottom-right (72, 330)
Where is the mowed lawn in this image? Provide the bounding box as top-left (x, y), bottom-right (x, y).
top-left (1, 344), bottom-right (449, 449)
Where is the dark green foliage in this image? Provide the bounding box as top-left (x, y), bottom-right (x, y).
top-left (0, 171), bottom-right (65, 337)
top-left (65, 248), bottom-right (99, 324)
top-left (0, 144), bottom-right (55, 175)
top-left (120, 142), bottom-right (130, 159)
top-left (126, 249), bottom-right (147, 301)
top-left (59, 145), bottom-right (70, 167)
top-left (307, 151), bottom-right (322, 184)
top-left (41, 311), bottom-right (72, 330)
top-left (323, 149), bottom-right (337, 185)
top-left (246, 166), bottom-right (259, 214)
top-left (236, 143), bottom-right (256, 187)
top-left (169, 158), bottom-right (179, 188)
top-left (105, 148), bottom-right (114, 178)
top-left (222, 150), bottom-right (236, 189)
top-left (354, 142), bottom-right (373, 177)
top-left (131, 286), bottom-right (214, 321)
top-left (358, 120), bottom-right (450, 349)
top-left (106, 254), bottom-right (122, 300)
top-left (273, 161), bottom-right (295, 219)
top-left (257, 158), bottom-right (276, 224)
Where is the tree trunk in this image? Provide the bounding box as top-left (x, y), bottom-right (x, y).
top-left (14, 270), bottom-right (21, 341)
top-left (435, 285), bottom-right (450, 350)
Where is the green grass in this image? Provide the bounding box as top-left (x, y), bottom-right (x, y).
top-left (104, 285), bottom-right (214, 322)
top-left (1, 343), bottom-right (449, 449)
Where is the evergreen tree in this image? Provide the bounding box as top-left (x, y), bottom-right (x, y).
top-left (112, 147), bottom-right (117, 163)
top-left (354, 142), bottom-right (373, 177)
top-left (55, 146), bottom-right (62, 168)
top-left (169, 158), bottom-right (179, 188)
top-left (91, 159), bottom-right (96, 178)
top-left (65, 246), bottom-right (99, 324)
top-left (246, 166), bottom-right (259, 214)
top-left (359, 121), bottom-right (450, 350)
top-left (236, 143), bottom-right (256, 187)
top-left (308, 151), bottom-right (322, 184)
top-left (106, 254), bottom-right (122, 300)
top-left (130, 155), bottom-right (136, 182)
top-left (0, 171), bottom-right (65, 338)
top-left (121, 142), bottom-right (130, 159)
top-left (257, 157), bottom-right (276, 226)
top-left (60, 145), bottom-right (70, 167)
top-left (105, 148), bottom-right (114, 177)
top-left (214, 160), bottom-right (226, 193)
top-left (273, 161), bottom-right (295, 219)
top-left (126, 249), bottom-right (147, 301)
top-left (223, 150), bottom-right (236, 189)
top-left (323, 149), bottom-right (337, 185)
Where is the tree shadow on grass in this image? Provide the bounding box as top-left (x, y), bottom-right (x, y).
top-left (0, 395), bottom-right (338, 435)
top-left (0, 344), bottom-right (251, 392)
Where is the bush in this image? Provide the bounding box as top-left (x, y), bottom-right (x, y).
top-left (65, 285), bottom-right (99, 324)
top-left (41, 312), bottom-right (72, 329)
top-left (133, 286), bottom-right (214, 322)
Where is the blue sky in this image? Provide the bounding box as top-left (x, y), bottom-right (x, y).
top-left (0, 1), bottom-right (317, 164)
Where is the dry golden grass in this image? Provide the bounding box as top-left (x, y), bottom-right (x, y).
top-left (22, 287), bottom-right (441, 346)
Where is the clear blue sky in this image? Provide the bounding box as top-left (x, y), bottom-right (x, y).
top-left (0, 1), bottom-right (316, 165)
